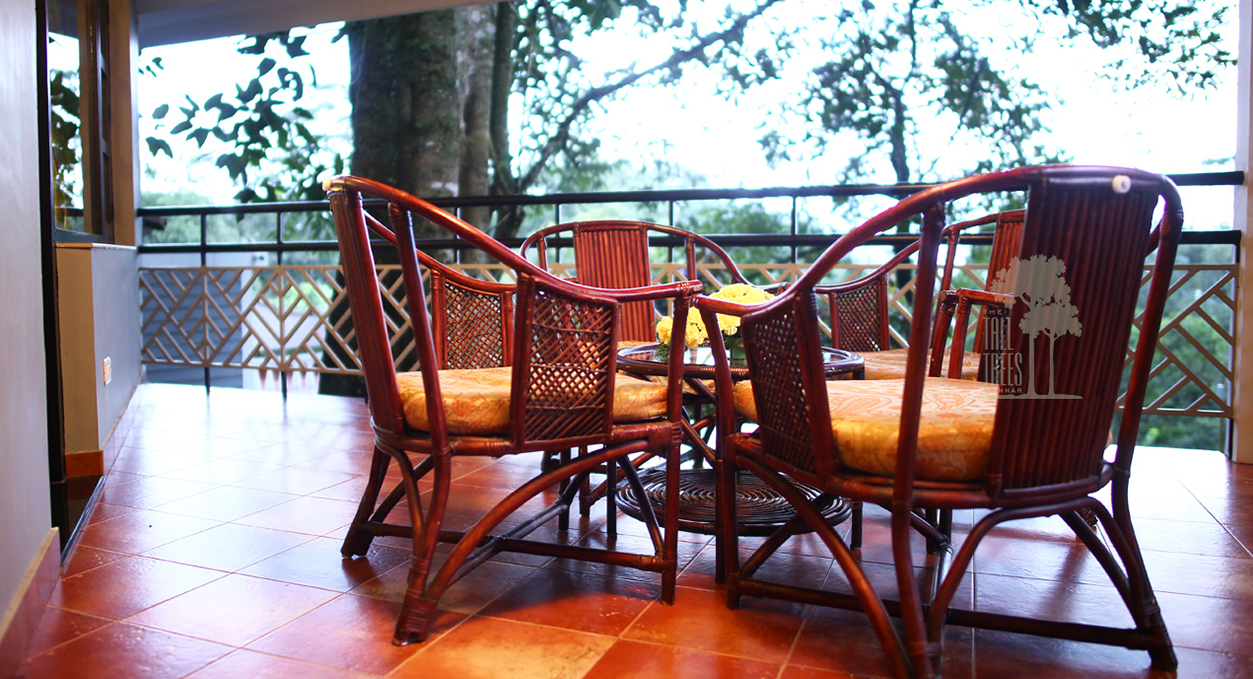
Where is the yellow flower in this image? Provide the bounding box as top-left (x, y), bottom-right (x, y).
top-left (655, 284), bottom-right (774, 347)
top-left (656, 316), bottom-right (673, 345)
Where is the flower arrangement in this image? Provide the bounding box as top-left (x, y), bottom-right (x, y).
top-left (655, 283), bottom-right (776, 349)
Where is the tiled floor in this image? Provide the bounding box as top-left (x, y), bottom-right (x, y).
top-left (17, 383), bottom-right (1253, 678)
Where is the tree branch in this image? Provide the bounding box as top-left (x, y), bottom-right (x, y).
top-left (516, 0), bottom-right (784, 192)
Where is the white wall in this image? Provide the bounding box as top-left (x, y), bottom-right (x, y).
top-left (0, 0), bottom-right (53, 622)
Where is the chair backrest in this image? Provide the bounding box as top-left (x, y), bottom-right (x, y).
top-left (970, 210), bottom-right (1025, 353)
top-left (424, 249), bottom-right (514, 370)
top-left (821, 209), bottom-right (1023, 354)
top-left (521, 221), bottom-right (751, 342)
top-left (728, 167), bottom-right (1181, 498)
top-left (327, 177), bottom-right (696, 451)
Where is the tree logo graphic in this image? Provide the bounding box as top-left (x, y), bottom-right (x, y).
top-left (987, 255), bottom-right (1083, 399)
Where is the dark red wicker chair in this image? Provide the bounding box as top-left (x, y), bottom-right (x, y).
top-left (699, 166), bottom-right (1181, 679)
top-left (819, 210), bottom-right (1025, 379)
top-left (521, 221), bottom-right (759, 517)
top-left (326, 176), bottom-right (697, 645)
top-left (520, 220), bottom-right (758, 342)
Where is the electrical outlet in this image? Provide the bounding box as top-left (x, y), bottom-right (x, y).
top-left (102, 357), bottom-right (112, 386)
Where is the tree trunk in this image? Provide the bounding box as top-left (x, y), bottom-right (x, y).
top-left (457, 4), bottom-right (496, 233)
top-left (489, 1), bottom-right (524, 240)
top-left (322, 10), bottom-right (464, 396)
top-left (347, 10), bottom-right (462, 238)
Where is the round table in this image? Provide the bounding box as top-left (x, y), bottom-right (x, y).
top-left (614, 343), bottom-right (863, 535)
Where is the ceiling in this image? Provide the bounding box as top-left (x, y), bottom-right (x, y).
top-left (135, 0), bottom-right (483, 47)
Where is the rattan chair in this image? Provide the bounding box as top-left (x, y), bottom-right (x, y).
top-left (521, 221), bottom-right (758, 518)
top-left (820, 210), bottom-right (1025, 379)
top-left (521, 220), bottom-right (758, 342)
top-left (699, 166), bottom-right (1181, 679)
top-left (326, 176), bottom-right (697, 645)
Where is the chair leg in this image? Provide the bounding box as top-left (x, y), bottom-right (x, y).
top-left (341, 445), bottom-right (390, 557)
top-left (718, 453), bottom-right (740, 607)
top-left (392, 451), bottom-right (451, 645)
top-left (850, 500), bottom-right (864, 550)
top-left (558, 448), bottom-right (572, 532)
top-left (606, 458), bottom-right (619, 539)
top-left (1088, 500), bottom-right (1178, 671)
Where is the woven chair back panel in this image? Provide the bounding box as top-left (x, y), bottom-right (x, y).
top-left (441, 280), bottom-right (507, 370)
top-left (573, 227), bottom-right (658, 342)
top-left (988, 184), bottom-right (1159, 493)
top-left (743, 298), bottom-right (820, 475)
top-left (521, 288), bottom-right (617, 442)
top-left (974, 211), bottom-right (1026, 350)
top-left (828, 277), bottom-right (890, 352)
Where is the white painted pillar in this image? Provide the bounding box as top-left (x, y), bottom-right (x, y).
top-left (1232, 0), bottom-right (1253, 462)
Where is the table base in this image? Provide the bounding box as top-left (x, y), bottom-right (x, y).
top-left (616, 468), bottom-right (853, 536)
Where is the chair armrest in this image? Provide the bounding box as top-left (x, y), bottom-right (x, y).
top-left (932, 288), bottom-right (1014, 380)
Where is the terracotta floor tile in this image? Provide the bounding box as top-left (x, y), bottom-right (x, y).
top-left (230, 466), bottom-right (361, 496)
top-left (389, 616), bottom-right (615, 679)
top-left (541, 530), bottom-right (708, 582)
top-left (790, 606), bottom-right (972, 679)
top-left (141, 522), bottom-right (314, 571)
top-left (973, 627), bottom-right (1177, 679)
top-left (1218, 522), bottom-right (1253, 555)
top-left (153, 484), bottom-right (297, 522)
top-left (478, 568), bottom-right (658, 635)
top-left (1156, 590), bottom-right (1253, 656)
top-left (296, 449), bottom-right (377, 475)
top-left (1163, 646), bottom-right (1253, 679)
top-left (234, 495), bottom-right (360, 535)
top-left (52, 556), bottom-right (225, 619)
top-left (229, 440), bottom-right (356, 466)
top-left (622, 586), bottom-right (807, 663)
top-left (584, 640), bottom-right (781, 679)
top-left (184, 648), bottom-right (376, 679)
top-left (778, 666), bottom-right (860, 679)
top-left (158, 457), bottom-right (286, 485)
top-left (127, 573), bottom-right (338, 646)
top-left (61, 545), bottom-right (129, 578)
top-left (972, 534), bottom-right (1109, 585)
top-left (22, 607), bottom-right (112, 657)
top-left (75, 508), bottom-right (221, 555)
top-left (1132, 515), bottom-right (1251, 558)
top-left (109, 446), bottom-right (213, 476)
top-left (240, 536), bottom-right (409, 592)
top-left (1141, 549), bottom-right (1253, 600)
top-left (96, 476), bottom-right (217, 510)
top-left (353, 558), bottom-right (537, 615)
top-left (310, 476), bottom-right (372, 502)
top-left (973, 572), bottom-right (1133, 628)
top-left (246, 594), bottom-right (451, 675)
top-left (85, 501), bottom-right (139, 525)
top-left (18, 622), bottom-right (231, 679)
top-left (101, 470), bottom-right (145, 487)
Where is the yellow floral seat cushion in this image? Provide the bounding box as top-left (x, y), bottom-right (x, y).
top-left (732, 378), bottom-right (999, 481)
top-left (396, 367), bottom-right (668, 435)
top-left (860, 348), bottom-right (982, 381)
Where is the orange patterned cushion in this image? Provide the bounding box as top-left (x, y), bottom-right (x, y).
top-left (396, 367), bottom-right (668, 435)
top-left (860, 348), bottom-right (982, 380)
top-left (732, 378), bottom-right (998, 481)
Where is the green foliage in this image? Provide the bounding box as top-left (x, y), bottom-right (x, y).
top-left (49, 68), bottom-right (82, 212)
top-left (143, 31), bottom-right (346, 206)
top-left (1034, 0), bottom-right (1234, 91)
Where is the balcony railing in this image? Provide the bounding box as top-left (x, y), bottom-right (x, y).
top-left (136, 172), bottom-right (1244, 451)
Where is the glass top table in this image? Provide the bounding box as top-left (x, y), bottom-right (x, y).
top-left (613, 342), bottom-right (864, 536)
top-left (616, 343), bottom-right (865, 382)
